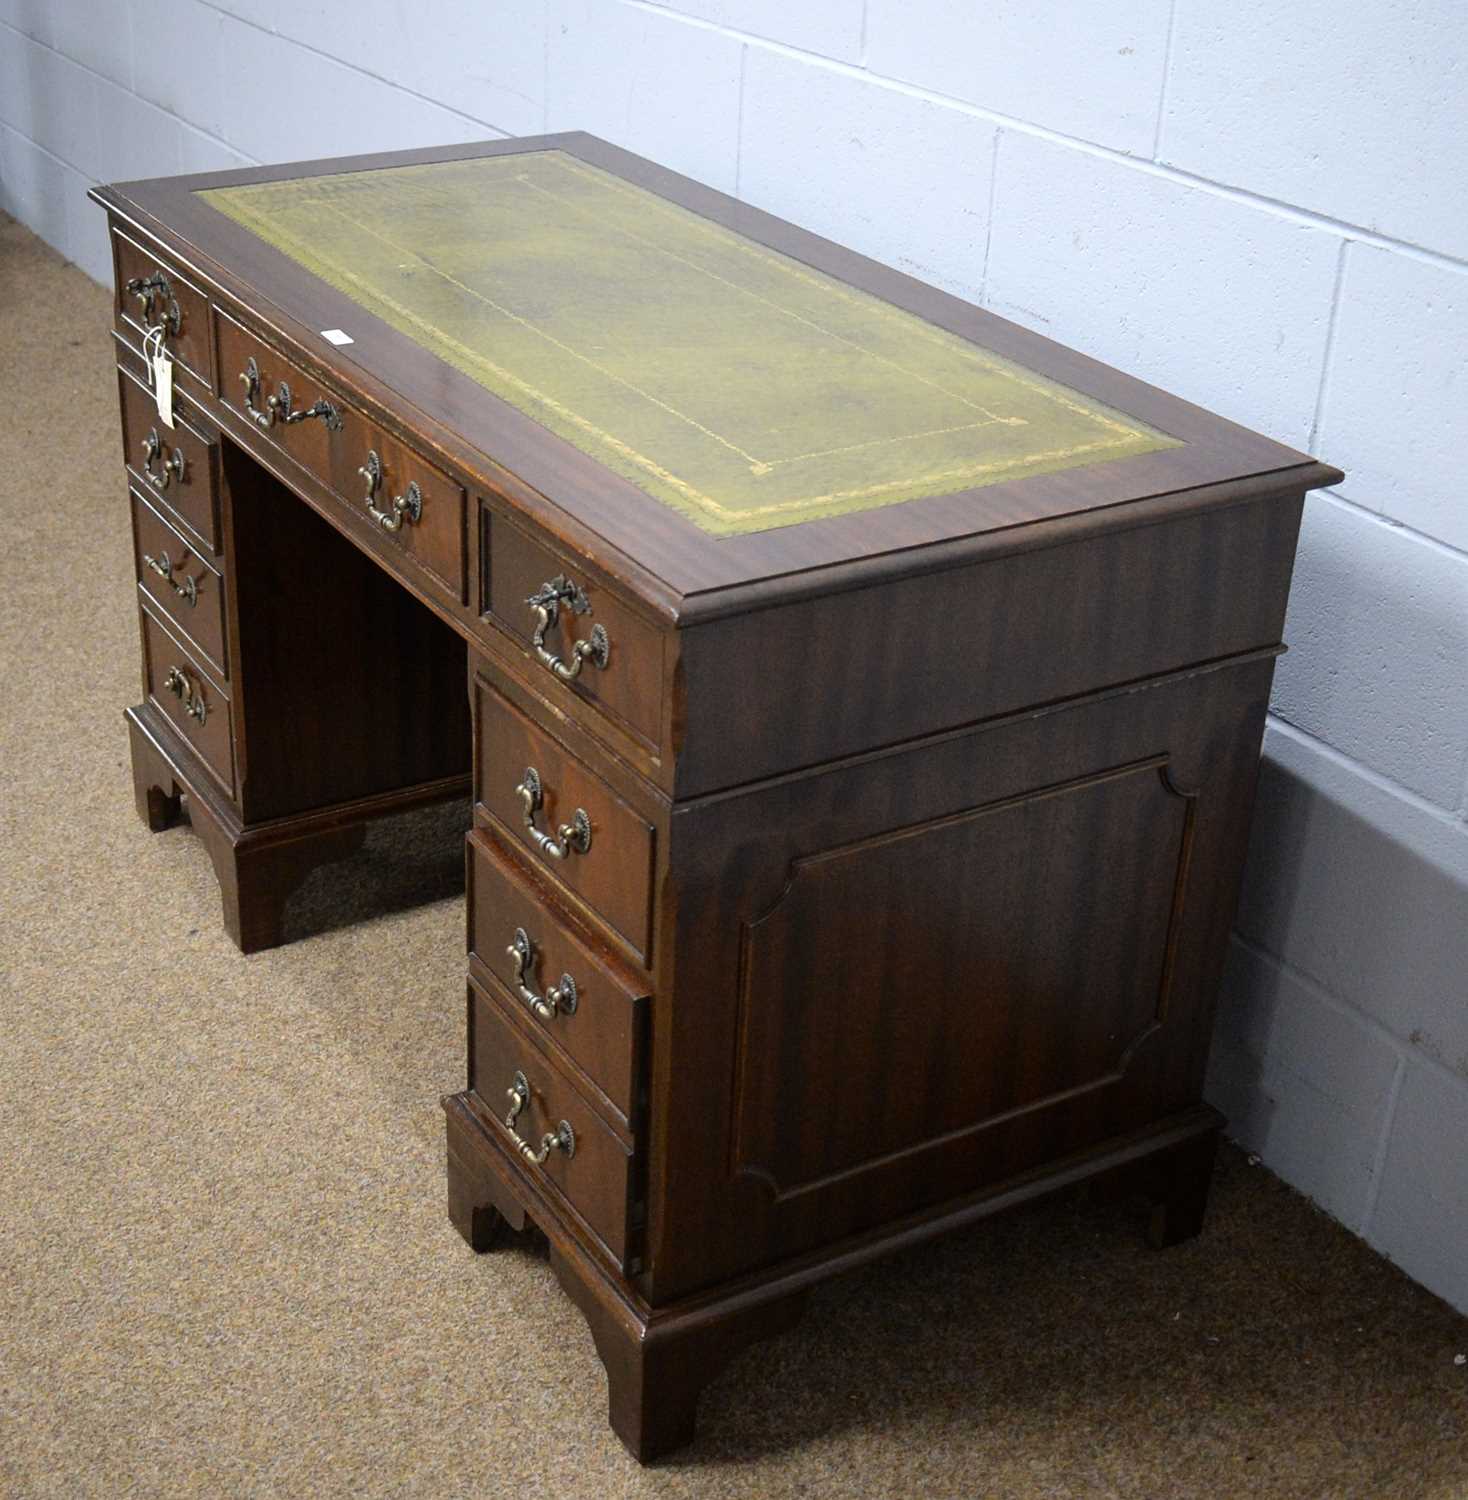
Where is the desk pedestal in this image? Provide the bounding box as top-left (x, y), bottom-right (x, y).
top-left (127, 703), bottom-right (469, 952)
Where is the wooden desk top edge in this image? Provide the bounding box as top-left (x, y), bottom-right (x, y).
top-left (90, 132), bottom-right (1342, 623)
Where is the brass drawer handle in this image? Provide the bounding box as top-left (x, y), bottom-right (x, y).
top-left (141, 428), bottom-right (185, 489)
top-left (507, 927), bottom-right (578, 1019)
top-left (514, 766), bottom-right (591, 861)
top-left (239, 356), bottom-right (343, 431)
top-left (526, 576), bottom-right (610, 682)
top-left (125, 271), bottom-right (180, 335)
top-left (238, 357), bottom-right (274, 428)
top-left (503, 1070), bottom-right (575, 1164)
top-left (162, 665), bottom-right (207, 725)
top-left (143, 550), bottom-right (197, 607)
top-left (357, 449), bottom-right (423, 532)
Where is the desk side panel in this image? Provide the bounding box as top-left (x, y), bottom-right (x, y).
top-left (643, 654), bottom-right (1278, 1301)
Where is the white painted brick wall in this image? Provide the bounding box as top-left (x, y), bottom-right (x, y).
top-left (1320, 244), bottom-right (1468, 556)
top-left (865, 0), bottom-right (1171, 156)
top-left (131, 0), bottom-right (228, 141)
top-left (2, 0), bottom-right (1465, 1313)
top-left (739, 46), bottom-right (995, 303)
top-left (1238, 721), bottom-right (1468, 1074)
top-left (545, 0), bottom-right (744, 194)
top-left (1272, 496), bottom-right (1468, 806)
top-left (1371, 1056), bottom-right (1468, 1307)
top-left (276, 0), bottom-right (548, 137)
top-left (984, 132), bottom-right (1339, 447)
top-left (214, 18), bottom-right (489, 164)
top-left (1206, 937), bottom-right (1402, 1231)
top-left (651, 0), bottom-right (866, 64)
top-left (48, 0), bottom-right (132, 90)
top-left (1161, 0), bottom-right (1468, 262)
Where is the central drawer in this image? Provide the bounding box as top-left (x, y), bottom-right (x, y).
top-left (214, 308), bottom-right (468, 604)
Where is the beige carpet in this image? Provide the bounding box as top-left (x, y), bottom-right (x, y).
top-left (1, 211), bottom-right (1465, 1500)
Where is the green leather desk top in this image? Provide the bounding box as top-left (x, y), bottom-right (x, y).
top-left (200, 151), bottom-right (1179, 538)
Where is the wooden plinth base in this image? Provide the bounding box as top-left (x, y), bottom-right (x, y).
top-left (443, 1091), bottom-right (1221, 1463)
top-left (127, 704), bottom-right (469, 953)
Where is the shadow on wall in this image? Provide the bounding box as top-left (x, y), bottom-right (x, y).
top-left (1207, 740), bottom-right (1468, 1237)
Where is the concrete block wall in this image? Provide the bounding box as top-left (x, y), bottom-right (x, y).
top-left (3, 1), bottom-right (1464, 1310)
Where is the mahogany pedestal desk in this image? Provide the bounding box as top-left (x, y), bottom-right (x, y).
top-left (91, 134), bottom-right (1340, 1461)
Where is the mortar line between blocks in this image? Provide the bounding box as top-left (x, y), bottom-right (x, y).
top-left (1308, 239), bottom-right (1350, 453)
top-left (1359, 1052), bottom-right (1407, 1233)
top-left (1151, 0), bottom-right (1179, 160)
top-left (542, 0), bottom-right (552, 133)
top-left (734, 43), bottom-right (747, 199)
top-left (980, 128), bottom-right (1002, 304)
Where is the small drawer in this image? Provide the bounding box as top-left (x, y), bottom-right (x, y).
top-left (469, 975), bottom-right (638, 1269)
top-left (131, 485), bottom-right (227, 678)
top-left (473, 671), bottom-right (656, 962)
top-left (468, 828), bottom-right (648, 1123)
top-left (215, 309), bottom-right (467, 603)
top-left (481, 506), bottom-right (664, 750)
top-left (140, 605), bottom-right (234, 796)
top-left (119, 366), bottom-right (220, 554)
top-left (113, 229), bottom-right (212, 388)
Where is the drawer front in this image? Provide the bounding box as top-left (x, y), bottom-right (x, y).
top-left (473, 672), bottom-right (656, 962)
top-left (119, 367), bottom-right (220, 554)
top-left (675, 494), bottom-right (1306, 798)
top-left (469, 976), bottom-right (637, 1267)
top-left (467, 828), bottom-right (647, 1123)
top-left (131, 485), bottom-right (228, 678)
top-left (113, 229), bottom-right (212, 388)
top-left (215, 309), bottom-right (468, 603)
top-left (481, 507), bottom-right (664, 750)
top-left (140, 606), bottom-right (234, 795)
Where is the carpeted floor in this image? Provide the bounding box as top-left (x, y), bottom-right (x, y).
top-left (1, 209), bottom-right (1465, 1499)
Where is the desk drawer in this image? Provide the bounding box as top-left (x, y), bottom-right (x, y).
top-left (215, 309), bottom-right (468, 603)
top-left (140, 605), bottom-right (233, 796)
top-left (481, 507), bottom-right (664, 751)
top-left (113, 228), bottom-right (212, 388)
top-left (467, 828), bottom-right (647, 1123)
top-left (469, 975), bottom-right (638, 1269)
top-left (130, 485), bottom-right (227, 678)
top-left (473, 671), bottom-right (656, 962)
top-left (119, 366), bottom-right (220, 554)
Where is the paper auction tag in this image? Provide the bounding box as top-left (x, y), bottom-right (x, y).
top-left (152, 349), bottom-right (175, 428)
top-left (144, 325), bottom-right (175, 428)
